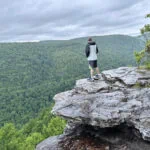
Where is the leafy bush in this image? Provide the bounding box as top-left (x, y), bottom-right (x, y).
top-left (145, 61), bottom-right (150, 69)
top-left (146, 40), bottom-right (150, 52)
top-left (145, 40), bottom-right (150, 69)
top-left (137, 13), bottom-right (150, 69)
top-left (134, 40), bottom-right (150, 69)
top-left (134, 50), bottom-right (145, 68)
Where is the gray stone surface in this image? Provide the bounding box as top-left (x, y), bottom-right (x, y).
top-left (36, 135), bottom-right (63, 150)
top-left (102, 67), bottom-right (150, 86)
top-left (75, 75), bottom-right (110, 93)
top-left (37, 67), bottom-right (150, 150)
top-left (52, 67), bottom-right (150, 141)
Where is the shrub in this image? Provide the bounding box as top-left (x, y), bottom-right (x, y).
top-left (134, 50), bottom-right (145, 68)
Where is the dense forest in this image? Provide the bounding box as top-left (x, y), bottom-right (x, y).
top-left (0, 105), bottom-right (66, 150)
top-left (0, 35), bottom-right (144, 127)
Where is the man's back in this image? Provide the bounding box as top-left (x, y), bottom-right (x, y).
top-left (85, 41), bottom-right (98, 61)
top-left (87, 42), bottom-right (97, 61)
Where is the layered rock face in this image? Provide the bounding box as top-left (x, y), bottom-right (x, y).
top-left (36, 67), bottom-right (150, 150)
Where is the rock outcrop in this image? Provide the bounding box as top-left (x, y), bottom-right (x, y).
top-left (36, 67), bottom-right (150, 150)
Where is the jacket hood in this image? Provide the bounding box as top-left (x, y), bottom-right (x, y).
top-left (88, 41), bottom-right (96, 45)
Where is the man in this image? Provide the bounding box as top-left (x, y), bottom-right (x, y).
top-left (85, 37), bottom-right (100, 81)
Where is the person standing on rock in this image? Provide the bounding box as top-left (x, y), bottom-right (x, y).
top-left (85, 37), bottom-right (100, 82)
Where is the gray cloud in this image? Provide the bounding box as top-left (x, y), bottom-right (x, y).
top-left (0, 0), bottom-right (149, 42)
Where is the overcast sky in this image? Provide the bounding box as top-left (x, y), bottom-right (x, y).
top-left (0, 0), bottom-right (149, 42)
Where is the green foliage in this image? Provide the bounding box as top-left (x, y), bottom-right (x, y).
top-left (0, 106), bottom-right (66, 150)
top-left (140, 13), bottom-right (150, 34)
top-left (23, 132), bottom-right (44, 150)
top-left (140, 25), bottom-right (150, 34)
top-left (145, 61), bottom-right (150, 69)
top-left (134, 50), bottom-right (145, 68)
top-left (136, 14), bottom-right (150, 68)
top-left (145, 40), bottom-right (150, 68)
top-left (134, 40), bottom-right (150, 69)
top-left (0, 123), bottom-right (17, 150)
top-left (146, 40), bottom-right (150, 52)
top-left (146, 13), bottom-right (150, 18)
top-left (44, 117), bottom-right (66, 137)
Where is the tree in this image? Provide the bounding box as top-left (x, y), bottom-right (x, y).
top-left (0, 123), bottom-right (18, 150)
top-left (134, 50), bottom-right (145, 68)
top-left (135, 13), bottom-right (150, 69)
top-left (140, 13), bottom-right (150, 34)
top-left (23, 132), bottom-right (44, 150)
top-left (43, 117), bottom-right (66, 137)
top-left (142, 14), bottom-right (150, 68)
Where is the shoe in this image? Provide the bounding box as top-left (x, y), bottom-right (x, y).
top-left (87, 77), bottom-right (94, 82)
top-left (94, 74), bottom-right (100, 80)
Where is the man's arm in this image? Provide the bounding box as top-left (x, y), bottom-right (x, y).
top-left (85, 44), bottom-right (90, 57)
top-left (96, 45), bottom-right (98, 54)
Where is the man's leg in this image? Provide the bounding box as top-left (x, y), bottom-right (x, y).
top-left (96, 67), bottom-right (100, 74)
top-left (90, 68), bottom-right (94, 78)
top-left (88, 61), bottom-right (95, 81)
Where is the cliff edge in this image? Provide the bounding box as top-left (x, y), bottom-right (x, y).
top-left (36, 67), bottom-right (150, 150)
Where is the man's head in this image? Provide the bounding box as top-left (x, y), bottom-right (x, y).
top-left (88, 37), bottom-right (92, 42)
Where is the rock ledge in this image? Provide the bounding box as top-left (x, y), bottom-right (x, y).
top-left (36, 67), bottom-right (150, 150)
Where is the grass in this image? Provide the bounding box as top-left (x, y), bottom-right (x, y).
top-left (133, 82), bottom-right (150, 88)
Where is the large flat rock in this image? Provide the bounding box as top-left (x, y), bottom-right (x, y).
top-left (75, 77), bottom-right (110, 93)
top-left (102, 67), bottom-right (150, 86)
top-left (52, 67), bottom-right (150, 141)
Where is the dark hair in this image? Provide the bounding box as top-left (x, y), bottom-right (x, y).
top-left (88, 37), bottom-right (92, 41)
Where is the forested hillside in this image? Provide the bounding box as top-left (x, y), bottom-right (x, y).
top-left (0, 35), bottom-right (144, 127)
top-left (0, 105), bottom-right (66, 149)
